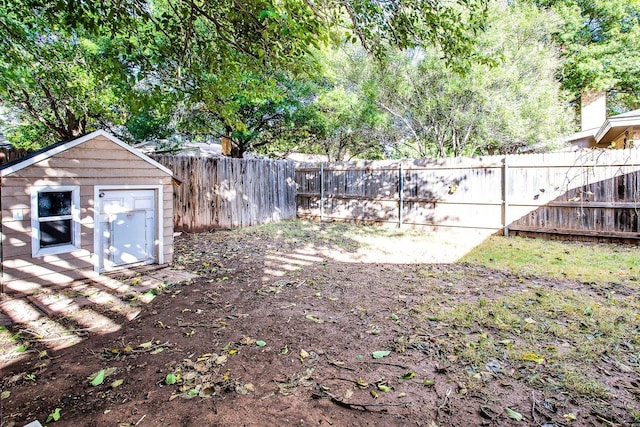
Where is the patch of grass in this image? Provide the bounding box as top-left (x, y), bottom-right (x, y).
top-left (245, 219), bottom-right (430, 253)
top-left (246, 220), bottom-right (365, 251)
top-left (560, 370), bottom-right (610, 399)
top-left (415, 284), bottom-right (640, 400)
top-left (460, 235), bottom-right (640, 285)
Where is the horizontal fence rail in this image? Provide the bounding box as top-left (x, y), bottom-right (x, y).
top-left (296, 149), bottom-right (640, 240)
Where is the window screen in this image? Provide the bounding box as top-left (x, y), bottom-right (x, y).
top-left (37, 191), bottom-right (73, 248)
top-left (38, 191), bottom-right (72, 217)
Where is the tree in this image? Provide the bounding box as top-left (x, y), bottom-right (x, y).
top-left (1, 0), bottom-right (488, 151)
top-left (0, 4), bottom-right (138, 147)
top-left (531, 0), bottom-right (640, 112)
top-left (371, 1), bottom-right (573, 157)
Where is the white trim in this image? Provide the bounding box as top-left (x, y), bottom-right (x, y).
top-left (31, 185), bottom-right (81, 257)
top-left (1, 130), bottom-right (173, 177)
top-left (93, 185), bottom-right (164, 273)
top-left (592, 110), bottom-right (640, 144)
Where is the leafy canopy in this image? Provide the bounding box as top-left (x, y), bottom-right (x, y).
top-left (0, 0), bottom-right (488, 149)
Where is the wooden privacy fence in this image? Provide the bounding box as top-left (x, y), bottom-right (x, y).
top-left (150, 156), bottom-right (297, 232)
top-left (296, 149), bottom-right (640, 240)
top-left (0, 148), bottom-right (31, 165)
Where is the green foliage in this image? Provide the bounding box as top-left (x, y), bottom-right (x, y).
top-left (89, 369), bottom-right (106, 386)
top-left (0, 0), bottom-right (487, 152)
top-left (165, 373), bottom-right (177, 385)
top-left (532, 0), bottom-right (640, 108)
top-left (0, 2), bottom-right (139, 144)
top-left (375, 1), bottom-right (573, 157)
top-left (46, 407), bottom-right (61, 423)
top-left (3, 122), bottom-right (54, 150)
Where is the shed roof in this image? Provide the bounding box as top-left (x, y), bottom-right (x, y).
top-left (0, 130), bottom-right (173, 177)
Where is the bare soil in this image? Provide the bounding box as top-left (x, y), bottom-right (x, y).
top-left (1, 224), bottom-right (638, 426)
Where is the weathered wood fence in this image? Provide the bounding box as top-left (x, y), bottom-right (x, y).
top-left (151, 155), bottom-right (296, 232)
top-left (0, 148), bottom-right (31, 165)
top-left (296, 149), bottom-right (640, 240)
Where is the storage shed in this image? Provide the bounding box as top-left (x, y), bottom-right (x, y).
top-left (0, 130), bottom-right (175, 294)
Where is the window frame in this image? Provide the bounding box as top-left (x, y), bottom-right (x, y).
top-left (30, 185), bottom-right (81, 257)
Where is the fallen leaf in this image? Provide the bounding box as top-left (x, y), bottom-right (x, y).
top-left (199, 384), bottom-right (216, 397)
top-left (90, 369), bottom-right (105, 386)
top-left (372, 350), bottom-right (391, 359)
top-left (377, 384), bottom-right (392, 392)
top-left (139, 341), bottom-right (153, 348)
top-left (1, 391), bottom-right (10, 400)
top-left (240, 336), bottom-right (254, 346)
top-left (521, 352), bottom-right (545, 364)
top-left (564, 413), bottom-right (577, 421)
top-left (111, 379), bottom-right (124, 388)
top-left (423, 379), bottom-right (435, 387)
top-left (401, 372), bottom-right (415, 380)
top-left (215, 355), bottom-right (228, 365)
top-left (150, 347), bottom-right (165, 355)
top-left (505, 407), bottom-right (523, 421)
top-left (300, 349), bottom-right (309, 360)
top-left (356, 379), bottom-right (369, 389)
top-left (305, 314), bottom-right (324, 324)
top-left (370, 390), bottom-right (379, 399)
top-left (46, 408), bottom-right (61, 423)
top-left (256, 340), bottom-right (267, 347)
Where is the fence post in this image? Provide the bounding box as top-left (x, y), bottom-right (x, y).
top-left (502, 156), bottom-right (509, 237)
top-left (320, 162), bottom-right (325, 221)
top-left (398, 163), bottom-right (404, 228)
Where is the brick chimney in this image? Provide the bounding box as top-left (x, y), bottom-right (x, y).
top-left (581, 90), bottom-right (607, 131)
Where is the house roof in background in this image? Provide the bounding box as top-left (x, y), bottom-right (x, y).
top-left (595, 109), bottom-right (640, 144)
top-left (566, 109), bottom-right (640, 147)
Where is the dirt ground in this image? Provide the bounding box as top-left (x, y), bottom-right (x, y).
top-left (1, 223), bottom-right (638, 426)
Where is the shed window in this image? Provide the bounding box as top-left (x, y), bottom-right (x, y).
top-left (31, 186), bottom-right (81, 257)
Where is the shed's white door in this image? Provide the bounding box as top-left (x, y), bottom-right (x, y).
top-left (98, 189), bottom-right (156, 271)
